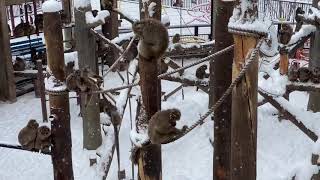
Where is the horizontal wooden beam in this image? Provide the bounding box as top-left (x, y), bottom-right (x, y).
top-left (5, 0), bottom-right (38, 6)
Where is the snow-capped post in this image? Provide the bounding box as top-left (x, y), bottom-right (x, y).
top-left (74, 0), bottom-right (110, 151)
top-left (42, 0), bottom-right (74, 179)
top-left (228, 1), bottom-right (269, 179)
top-left (136, 0), bottom-right (162, 179)
top-left (209, 1), bottom-right (234, 180)
top-left (0, 0), bottom-right (16, 102)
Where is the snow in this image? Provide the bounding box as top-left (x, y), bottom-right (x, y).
top-left (288, 25), bottom-right (316, 46)
top-left (44, 75), bottom-right (67, 92)
top-left (148, 2), bottom-right (157, 17)
top-left (74, 0), bottom-right (91, 8)
top-left (129, 130), bottom-right (149, 147)
top-left (42, 0), bottom-right (62, 13)
top-left (85, 10), bottom-right (110, 25)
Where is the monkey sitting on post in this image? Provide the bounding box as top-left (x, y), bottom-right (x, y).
top-left (148, 108), bottom-right (187, 144)
top-left (132, 18), bottom-right (169, 60)
top-left (18, 119), bottom-right (39, 150)
top-left (195, 64), bottom-right (209, 79)
top-left (278, 24), bottom-right (293, 45)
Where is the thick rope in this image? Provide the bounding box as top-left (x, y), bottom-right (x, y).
top-left (163, 39), bottom-right (264, 144)
top-left (89, 29), bottom-right (123, 53)
top-left (158, 44), bottom-right (234, 78)
top-left (91, 82), bottom-right (139, 94)
top-left (103, 35), bottom-right (137, 77)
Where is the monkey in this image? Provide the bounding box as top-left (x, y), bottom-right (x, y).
top-left (195, 64), bottom-right (209, 79)
top-left (35, 125), bottom-right (51, 152)
top-left (278, 24), bottom-right (293, 45)
top-left (288, 62), bottom-right (300, 82)
top-left (34, 14), bottom-right (43, 33)
top-left (101, 0), bottom-right (113, 9)
top-left (148, 108), bottom-right (187, 145)
top-left (65, 61), bottom-right (75, 78)
top-left (298, 67), bottom-right (311, 82)
top-left (18, 119), bottom-right (39, 150)
top-left (13, 57), bottom-right (26, 71)
top-left (311, 67), bottom-right (320, 84)
top-left (172, 33), bottom-right (180, 44)
top-left (295, 7), bottom-right (305, 32)
top-left (13, 21), bottom-right (35, 38)
top-left (132, 18), bottom-right (169, 60)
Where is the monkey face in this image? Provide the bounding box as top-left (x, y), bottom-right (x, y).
top-left (38, 126), bottom-right (51, 138)
top-left (27, 119), bottom-right (39, 129)
top-left (169, 109), bottom-right (181, 121)
top-left (132, 21), bottom-right (144, 38)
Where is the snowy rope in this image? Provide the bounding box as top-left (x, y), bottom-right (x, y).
top-left (164, 39), bottom-right (264, 144)
top-left (91, 82), bottom-right (139, 94)
top-left (158, 44), bottom-right (234, 78)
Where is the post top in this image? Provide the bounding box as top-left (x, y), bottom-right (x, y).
top-left (42, 0), bottom-right (62, 13)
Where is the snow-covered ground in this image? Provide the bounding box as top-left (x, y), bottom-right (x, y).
top-left (2, 0), bottom-right (320, 180)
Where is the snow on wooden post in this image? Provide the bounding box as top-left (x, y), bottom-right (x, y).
top-left (0, 0), bottom-right (16, 102)
top-left (228, 1), bottom-right (268, 179)
top-left (43, 1), bottom-right (74, 179)
top-left (137, 0), bottom-right (162, 179)
top-left (209, 1), bottom-right (234, 180)
top-left (74, 1), bottom-right (109, 150)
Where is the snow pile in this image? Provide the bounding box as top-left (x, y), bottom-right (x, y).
top-left (290, 159), bottom-right (319, 180)
top-left (74, 0), bottom-right (90, 8)
top-left (162, 15), bottom-right (170, 26)
top-left (44, 75), bottom-right (67, 92)
top-left (42, 0), bottom-right (62, 13)
top-left (148, 2), bottom-right (157, 17)
top-left (85, 10), bottom-right (110, 25)
top-left (228, 1), bottom-right (271, 35)
top-left (288, 25), bottom-right (316, 46)
top-left (260, 25), bottom-right (279, 57)
top-left (111, 32), bottom-right (134, 44)
top-left (130, 130), bottom-right (149, 147)
top-left (313, 140), bottom-right (320, 155)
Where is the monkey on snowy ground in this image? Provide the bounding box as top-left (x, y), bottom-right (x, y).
top-left (132, 18), bottom-right (169, 60)
top-left (195, 64), bottom-right (209, 79)
top-left (35, 125), bottom-right (51, 152)
top-left (18, 119), bottom-right (39, 150)
top-left (13, 57), bottom-right (26, 71)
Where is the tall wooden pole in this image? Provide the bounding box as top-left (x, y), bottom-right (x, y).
top-left (0, 0), bottom-right (16, 102)
top-left (230, 1), bottom-right (258, 180)
top-left (210, 1), bottom-right (234, 180)
top-left (74, 4), bottom-right (102, 150)
top-left (101, 0), bottom-right (118, 39)
top-left (62, 0), bottom-right (73, 49)
top-left (137, 0), bottom-right (162, 179)
top-left (43, 6), bottom-right (74, 180)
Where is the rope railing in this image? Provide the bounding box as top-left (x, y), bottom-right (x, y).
top-left (91, 82), bottom-right (139, 94)
top-left (158, 44), bottom-right (234, 78)
top-left (163, 39), bottom-right (263, 144)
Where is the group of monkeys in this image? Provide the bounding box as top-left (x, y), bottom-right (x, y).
top-left (18, 119), bottom-right (51, 152)
top-left (289, 63), bottom-right (320, 83)
top-left (8, 14), bottom-right (43, 38)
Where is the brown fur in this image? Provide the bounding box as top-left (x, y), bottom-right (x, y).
top-left (13, 57), bottom-right (26, 71)
top-left (18, 119), bottom-right (39, 150)
top-left (279, 24), bottom-right (293, 45)
top-left (35, 126), bottom-right (51, 151)
top-left (132, 19), bottom-right (169, 60)
top-left (196, 65), bottom-right (209, 79)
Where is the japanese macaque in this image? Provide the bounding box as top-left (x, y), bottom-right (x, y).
top-left (172, 33), bottom-right (180, 44)
top-left (295, 7), bottom-right (305, 32)
top-left (195, 65), bottom-right (209, 79)
top-left (13, 57), bottom-right (26, 71)
top-left (13, 21), bottom-right (35, 37)
top-left (288, 62), bottom-right (300, 82)
top-left (18, 119), bottom-right (39, 150)
top-left (102, 0), bottom-right (113, 9)
top-left (35, 125), bottom-right (51, 152)
top-left (34, 14), bottom-right (43, 33)
top-left (298, 67), bottom-right (311, 82)
top-left (148, 108), bottom-right (187, 144)
top-left (132, 19), bottom-right (169, 60)
top-left (311, 67), bottom-right (320, 84)
top-left (278, 24), bottom-right (293, 45)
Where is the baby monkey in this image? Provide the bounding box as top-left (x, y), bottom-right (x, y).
top-left (18, 119), bottom-right (39, 150)
top-left (132, 18), bottom-right (169, 60)
top-left (148, 108), bottom-right (187, 144)
top-left (35, 126), bottom-right (51, 152)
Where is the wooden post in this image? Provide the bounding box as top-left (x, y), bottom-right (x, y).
top-left (279, 51), bottom-right (289, 75)
top-left (210, 1), bottom-right (234, 180)
top-left (62, 0), bottom-right (73, 49)
top-left (10, 5), bottom-right (15, 32)
top-left (230, 1), bottom-right (258, 180)
top-left (74, 4), bottom-right (102, 150)
top-left (101, 0), bottom-right (118, 39)
top-left (36, 60), bottom-right (48, 122)
top-left (0, 0), bottom-right (16, 102)
top-left (137, 0), bottom-right (162, 179)
top-left (43, 7), bottom-right (74, 180)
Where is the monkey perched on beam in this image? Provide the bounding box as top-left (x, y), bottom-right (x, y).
top-left (278, 24), bottom-right (293, 45)
top-left (132, 18), bottom-right (169, 60)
